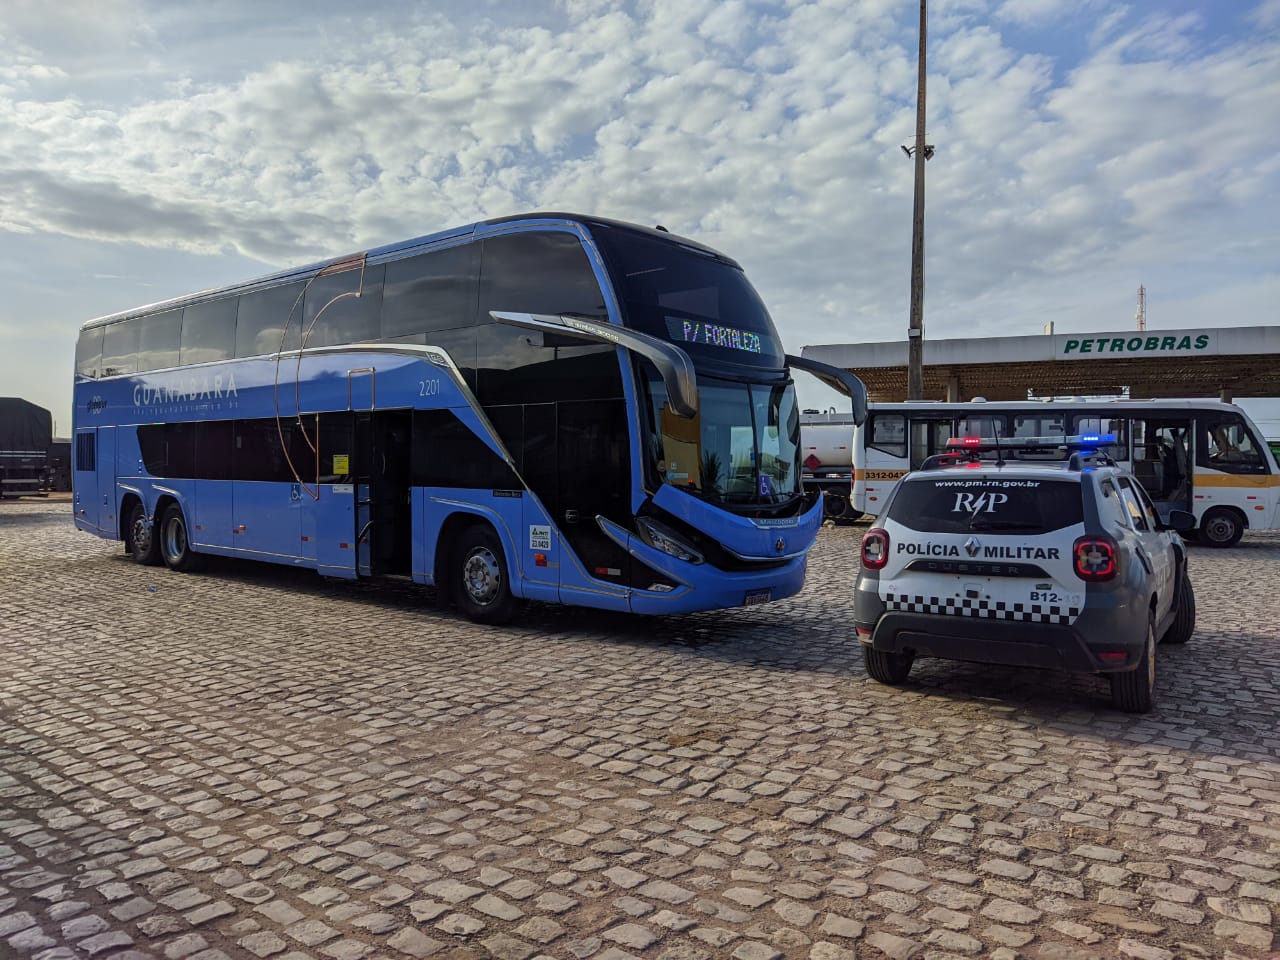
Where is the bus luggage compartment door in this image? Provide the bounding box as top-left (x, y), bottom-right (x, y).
top-left (315, 484), bottom-right (357, 578)
top-left (96, 426), bottom-right (117, 537)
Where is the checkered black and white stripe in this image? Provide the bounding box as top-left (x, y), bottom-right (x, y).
top-left (884, 592), bottom-right (1080, 625)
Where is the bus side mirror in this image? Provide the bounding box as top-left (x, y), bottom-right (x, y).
top-left (1166, 509), bottom-right (1195, 531)
top-left (785, 354), bottom-right (867, 426)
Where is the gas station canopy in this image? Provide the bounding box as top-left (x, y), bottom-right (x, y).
top-left (801, 325), bottom-right (1280, 402)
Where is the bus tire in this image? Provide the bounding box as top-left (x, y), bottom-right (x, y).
top-left (863, 646), bottom-right (914, 685)
top-left (1110, 610), bottom-right (1155, 713)
top-left (454, 523), bottom-right (516, 625)
top-left (159, 503), bottom-right (204, 573)
top-left (128, 500), bottom-right (162, 566)
top-left (1161, 569), bottom-right (1195, 645)
top-left (1198, 507), bottom-right (1243, 548)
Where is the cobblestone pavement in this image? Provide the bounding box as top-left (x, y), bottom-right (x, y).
top-left (1, 499), bottom-right (1278, 960)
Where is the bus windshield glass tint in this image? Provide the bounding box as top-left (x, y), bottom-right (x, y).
top-left (592, 226), bottom-right (784, 369)
top-left (645, 372), bottom-right (801, 506)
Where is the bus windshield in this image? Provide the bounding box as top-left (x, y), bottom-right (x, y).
top-left (644, 370), bottom-right (802, 507)
top-left (591, 225), bottom-right (786, 370)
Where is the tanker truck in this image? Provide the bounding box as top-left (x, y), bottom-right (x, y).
top-left (800, 410), bottom-right (862, 524)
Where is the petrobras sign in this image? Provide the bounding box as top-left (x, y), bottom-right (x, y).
top-left (1056, 331), bottom-right (1214, 359)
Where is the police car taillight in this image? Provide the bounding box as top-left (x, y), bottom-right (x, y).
top-left (862, 528), bottom-right (890, 570)
top-left (1073, 535), bottom-right (1117, 581)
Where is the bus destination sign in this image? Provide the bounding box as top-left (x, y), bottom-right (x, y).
top-left (666, 316), bottom-right (763, 355)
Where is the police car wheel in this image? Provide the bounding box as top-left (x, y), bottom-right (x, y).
top-left (1110, 613), bottom-right (1155, 713)
top-left (863, 646), bottom-right (915, 685)
top-left (1161, 570), bottom-right (1195, 645)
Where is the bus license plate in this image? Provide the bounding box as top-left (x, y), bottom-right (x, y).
top-left (743, 588), bottom-right (771, 606)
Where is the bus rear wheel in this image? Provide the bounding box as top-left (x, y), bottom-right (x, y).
top-left (128, 501), bottom-right (161, 566)
top-left (160, 504), bottom-right (204, 572)
top-left (454, 524), bottom-right (516, 625)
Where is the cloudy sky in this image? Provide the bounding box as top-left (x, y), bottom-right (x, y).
top-left (2, 0), bottom-right (1279, 434)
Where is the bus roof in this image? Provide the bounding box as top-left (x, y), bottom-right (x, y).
top-left (80, 212), bottom-right (738, 331)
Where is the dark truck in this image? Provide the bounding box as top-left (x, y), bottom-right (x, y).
top-left (0, 398), bottom-right (52, 499)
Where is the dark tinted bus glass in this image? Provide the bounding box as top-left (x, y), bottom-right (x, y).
top-left (234, 419), bottom-right (307, 482)
top-left (76, 327), bottom-right (104, 379)
top-left (138, 311), bottom-right (182, 372)
top-left (381, 244), bottom-right (479, 338)
top-left (413, 409), bottom-right (519, 489)
top-left (180, 298), bottom-right (238, 365)
top-left (236, 282), bottom-right (305, 358)
top-left (888, 476), bottom-right (1084, 534)
top-left (478, 231), bottom-right (607, 320)
top-left (138, 422), bottom-right (196, 477)
top-left (590, 224), bottom-right (785, 369)
top-left (475, 231), bottom-right (616, 405)
top-left (195, 420), bottom-right (233, 481)
top-left (101, 319), bottom-right (140, 376)
top-left (304, 264), bottom-right (385, 347)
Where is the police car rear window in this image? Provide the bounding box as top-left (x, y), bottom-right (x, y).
top-left (888, 477), bottom-right (1084, 534)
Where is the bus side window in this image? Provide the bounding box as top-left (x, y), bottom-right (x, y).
top-left (101, 318), bottom-right (140, 376)
top-left (76, 327), bottom-right (105, 379)
top-left (868, 414), bottom-right (906, 458)
top-left (1072, 416), bottom-right (1127, 461)
top-left (137, 311), bottom-right (181, 372)
top-left (235, 282), bottom-right (305, 358)
top-left (304, 264), bottom-right (384, 347)
top-left (381, 243), bottom-right (480, 339)
top-left (181, 299), bottom-right (238, 365)
top-left (1199, 414), bottom-right (1264, 473)
top-left (474, 231), bottom-right (616, 406)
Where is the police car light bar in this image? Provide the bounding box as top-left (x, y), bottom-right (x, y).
top-left (943, 434), bottom-right (1116, 452)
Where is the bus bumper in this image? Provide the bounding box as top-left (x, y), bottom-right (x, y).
top-left (628, 555), bottom-right (808, 615)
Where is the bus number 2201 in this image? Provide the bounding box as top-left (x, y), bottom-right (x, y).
top-left (419, 379), bottom-right (441, 397)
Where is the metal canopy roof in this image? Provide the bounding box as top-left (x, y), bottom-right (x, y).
top-left (801, 325), bottom-right (1280, 402)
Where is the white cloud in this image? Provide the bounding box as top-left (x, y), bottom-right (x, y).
top-left (1, 1), bottom-right (1279, 427)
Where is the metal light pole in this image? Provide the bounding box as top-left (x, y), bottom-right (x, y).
top-left (904, 0), bottom-right (931, 401)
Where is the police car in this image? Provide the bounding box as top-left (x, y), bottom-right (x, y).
top-left (854, 435), bottom-right (1196, 713)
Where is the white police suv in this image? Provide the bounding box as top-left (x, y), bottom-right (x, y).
top-left (854, 435), bottom-right (1196, 713)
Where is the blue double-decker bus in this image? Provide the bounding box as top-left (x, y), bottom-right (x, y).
top-left (72, 213), bottom-right (865, 622)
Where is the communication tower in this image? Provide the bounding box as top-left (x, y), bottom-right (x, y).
top-left (1135, 285), bottom-right (1146, 331)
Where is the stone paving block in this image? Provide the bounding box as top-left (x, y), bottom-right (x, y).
top-left (2, 506), bottom-right (1280, 960)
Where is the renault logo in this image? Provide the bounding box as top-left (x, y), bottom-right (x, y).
top-left (964, 536), bottom-right (981, 558)
top-left (775, 537), bottom-right (786, 553)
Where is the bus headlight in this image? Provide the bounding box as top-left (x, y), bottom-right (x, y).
top-left (635, 517), bottom-right (705, 564)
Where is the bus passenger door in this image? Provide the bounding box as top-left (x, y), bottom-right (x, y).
top-left (910, 418), bottom-right (953, 469)
top-left (1132, 418), bottom-right (1192, 519)
top-left (354, 411), bottom-right (412, 577)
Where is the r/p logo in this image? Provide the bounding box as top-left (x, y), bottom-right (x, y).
top-left (952, 492), bottom-right (1008, 513)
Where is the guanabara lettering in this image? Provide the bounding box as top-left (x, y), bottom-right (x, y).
top-left (134, 373), bottom-right (239, 407)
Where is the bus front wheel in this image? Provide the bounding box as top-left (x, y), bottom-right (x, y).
top-left (160, 504), bottom-right (205, 573)
top-left (454, 524), bottom-right (516, 625)
top-left (1198, 507), bottom-right (1243, 548)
